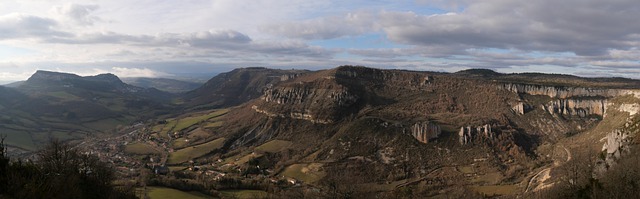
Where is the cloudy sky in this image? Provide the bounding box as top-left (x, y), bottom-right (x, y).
top-left (1, 0), bottom-right (640, 83)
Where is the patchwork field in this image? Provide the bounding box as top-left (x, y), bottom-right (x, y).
top-left (1, 129), bottom-right (35, 151)
top-left (125, 142), bottom-right (161, 155)
top-left (168, 137), bottom-right (225, 164)
top-left (280, 163), bottom-right (326, 183)
top-left (220, 190), bottom-right (269, 199)
top-left (145, 186), bottom-right (212, 199)
top-left (153, 109), bottom-right (228, 138)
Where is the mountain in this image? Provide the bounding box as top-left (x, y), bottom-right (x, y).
top-left (131, 65), bottom-right (640, 198)
top-left (183, 67), bottom-right (308, 110)
top-left (121, 77), bottom-right (203, 93)
top-left (0, 70), bottom-right (176, 152)
top-left (7, 66), bottom-right (640, 197)
top-left (3, 81), bottom-right (25, 88)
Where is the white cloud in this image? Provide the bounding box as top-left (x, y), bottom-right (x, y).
top-left (54, 3), bottom-right (101, 26)
top-left (262, 11), bottom-right (378, 40)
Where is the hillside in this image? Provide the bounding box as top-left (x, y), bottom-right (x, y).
top-left (7, 66), bottom-right (640, 198)
top-left (183, 67), bottom-right (308, 110)
top-left (0, 70), bottom-right (176, 153)
top-left (137, 66), bottom-right (640, 197)
top-left (122, 77), bottom-right (203, 93)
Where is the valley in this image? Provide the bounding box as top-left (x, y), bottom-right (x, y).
top-left (3, 66), bottom-right (640, 198)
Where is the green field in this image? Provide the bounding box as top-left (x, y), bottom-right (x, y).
top-left (204, 121), bottom-right (224, 128)
top-left (145, 186), bottom-right (212, 199)
top-left (125, 142), bottom-right (161, 155)
top-left (281, 163), bottom-right (326, 183)
top-left (472, 185), bottom-right (519, 196)
top-left (0, 129), bottom-right (36, 151)
top-left (255, 140), bottom-right (293, 153)
top-left (51, 131), bottom-right (78, 141)
top-left (47, 91), bottom-right (82, 101)
top-left (168, 138), bottom-right (225, 164)
top-left (220, 190), bottom-right (268, 199)
top-left (172, 109), bottom-right (229, 132)
top-left (83, 118), bottom-right (126, 132)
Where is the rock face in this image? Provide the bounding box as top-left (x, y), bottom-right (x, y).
top-left (262, 87), bottom-right (358, 107)
top-left (512, 102), bottom-right (529, 115)
top-left (254, 77), bottom-right (359, 123)
top-left (459, 124), bottom-right (494, 145)
top-left (411, 122), bottom-right (441, 143)
top-left (184, 67), bottom-right (308, 108)
top-left (542, 99), bottom-right (607, 117)
top-left (500, 83), bottom-right (622, 98)
top-left (602, 130), bottom-right (629, 156)
top-left (253, 66), bottom-right (437, 124)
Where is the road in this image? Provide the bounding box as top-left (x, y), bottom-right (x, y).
top-left (524, 144), bottom-right (571, 193)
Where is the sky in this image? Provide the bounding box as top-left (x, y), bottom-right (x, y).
top-left (1, 0), bottom-right (640, 83)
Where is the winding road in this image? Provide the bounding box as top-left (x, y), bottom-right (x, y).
top-left (525, 144), bottom-right (571, 193)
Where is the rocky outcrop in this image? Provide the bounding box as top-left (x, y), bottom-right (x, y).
top-left (280, 73), bottom-right (303, 81)
top-left (184, 67), bottom-right (308, 108)
top-left (500, 83), bottom-right (622, 98)
top-left (618, 103), bottom-right (640, 116)
top-left (411, 122), bottom-right (441, 143)
top-left (254, 79), bottom-right (359, 123)
top-left (334, 66), bottom-right (433, 90)
top-left (602, 130), bottom-right (629, 157)
top-left (512, 102), bottom-right (530, 115)
top-left (262, 87), bottom-right (358, 107)
top-left (542, 99), bottom-right (607, 117)
top-left (459, 124), bottom-right (494, 145)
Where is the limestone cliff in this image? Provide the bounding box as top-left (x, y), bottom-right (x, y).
top-left (500, 83), bottom-right (622, 98)
top-left (543, 99), bottom-right (607, 117)
top-left (410, 122), bottom-right (441, 143)
top-left (459, 124), bottom-right (494, 145)
top-left (253, 76), bottom-right (359, 123)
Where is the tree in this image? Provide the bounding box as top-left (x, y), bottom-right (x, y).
top-left (1, 139), bottom-right (136, 199)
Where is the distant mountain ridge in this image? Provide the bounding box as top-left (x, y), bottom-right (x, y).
top-left (0, 70), bottom-right (177, 152)
top-left (122, 77), bottom-right (202, 93)
top-left (183, 67), bottom-right (308, 110)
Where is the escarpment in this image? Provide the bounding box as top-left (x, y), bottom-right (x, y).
top-left (252, 66), bottom-right (438, 123)
top-left (500, 83), bottom-right (622, 98)
top-left (459, 124), bottom-right (495, 145)
top-left (253, 77), bottom-right (359, 123)
top-left (543, 99), bottom-right (607, 117)
top-left (410, 122), bottom-right (441, 143)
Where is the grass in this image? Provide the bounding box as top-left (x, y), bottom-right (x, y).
top-left (0, 129), bottom-right (35, 151)
top-left (168, 138), bottom-right (225, 164)
top-left (145, 186), bottom-right (212, 199)
top-left (125, 142), bottom-right (161, 155)
top-left (471, 172), bottom-right (503, 184)
top-left (172, 109), bottom-right (229, 133)
top-left (47, 91), bottom-right (82, 101)
top-left (280, 163), bottom-right (326, 183)
top-left (168, 166), bottom-right (188, 171)
top-left (458, 166), bottom-right (474, 174)
top-left (50, 131), bottom-right (77, 141)
top-left (235, 153), bottom-right (262, 165)
top-left (204, 121), bottom-right (224, 128)
top-left (472, 185), bottom-right (519, 196)
top-left (219, 190), bottom-right (268, 199)
top-left (83, 118), bottom-right (126, 132)
top-left (255, 140), bottom-right (293, 153)
top-left (172, 138), bottom-right (191, 149)
top-left (357, 180), bottom-right (408, 192)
